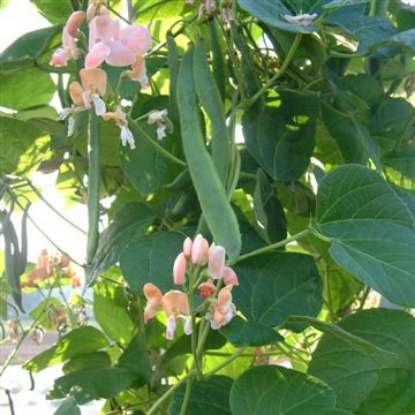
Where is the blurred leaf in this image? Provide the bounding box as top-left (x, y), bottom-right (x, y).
top-left (234, 253), bottom-right (322, 329)
top-left (0, 69), bottom-right (55, 110)
top-left (23, 326), bottom-right (108, 373)
top-left (220, 316), bottom-right (284, 347)
top-left (93, 280), bottom-right (136, 346)
top-left (170, 376), bottom-right (233, 415)
top-left (243, 91), bottom-right (319, 181)
top-left (62, 352), bottom-right (112, 375)
top-left (120, 232), bottom-right (184, 294)
top-left (230, 366), bottom-right (342, 415)
top-left (53, 396), bottom-right (80, 415)
top-left (30, 0), bottom-right (73, 24)
top-left (383, 147), bottom-right (415, 180)
top-left (309, 309), bottom-right (415, 415)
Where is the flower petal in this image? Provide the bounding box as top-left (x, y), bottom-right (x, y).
top-left (162, 290), bottom-right (190, 317)
top-left (80, 67), bottom-right (107, 96)
top-left (105, 40), bottom-right (135, 67)
top-left (120, 24), bottom-right (152, 56)
top-left (85, 42), bottom-right (111, 69)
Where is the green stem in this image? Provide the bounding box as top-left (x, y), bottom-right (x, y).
top-left (34, 61), bottom-right (75, 74)
top-left (242, 32), bottom-right (303, 110)
top-left (204, 347), bottom-right (247, 377)
top-left (147, 372), bottom-right (194, 415)
top-left (86, 110), bottom-right (101, 265)
top-left (235, 228), bottom-right (311, 263)
top-left (27, 181), bottom-right (86, 234)
top-left (179, 377), bottom-right (193, 415)
top-left (127, 117), bottom-right (187, 168)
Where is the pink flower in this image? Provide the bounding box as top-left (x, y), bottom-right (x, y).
top-left (183, 237), bottom-right (193, 258)
top-left (50, 12), bottom-right (85, 67)
top-left (223, 266), bottom-right (239, 286)
top-left (126, 56), bottom-right (149, 89)
top-left (173, 252), bottom-right (187, 285)
top-left (205, 285), bottom-right (236, 329)
top-left (85, 15), bottom-right (151, 69)
top-left (143, 283), bottom-right (192, 339)
top-left (191, 234), bottom-right (209, 265)
top-left (198, 281), bottom-right (217, 299)
top-left (208, 244), bottom-right (226, 279)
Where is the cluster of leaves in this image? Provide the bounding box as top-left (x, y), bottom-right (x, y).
top-left (1, 0), bottom-right (415, 414)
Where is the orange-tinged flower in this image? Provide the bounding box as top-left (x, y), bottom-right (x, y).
top-left (198, 280), bottom-right (217, 299)
top-left (205, 285), bottom-right (236, 329)
top-left (102, 107), bottom-right (135, 149)
top-left (143, 283), bottom-right (192, 339)
top-left (126, 55), bottom-right (149, 89)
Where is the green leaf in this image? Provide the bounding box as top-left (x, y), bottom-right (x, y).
top-left (30, 0), bottom-right (73, 24)
top-left (316, 164), bottom-right (414, 231)
top-left (321, 104), bottom-right (378, 166)
top-left (285, 316), bottom-right (390, 355)
top-left (309, 309), bottom-right (415, 415)
top-left (54, 367), bottom-right (137, 405)
top-left (119, 232), bottom-right (184, 294)
top-left (328, 221), bottom-right (415, 307)
top-left (323, 0), bottom-right (369, 10)
top-left (234, 253), bottom-right (322, 328)
top-left (384, 147), bottom-right (415, 180)
top-left (0, 25), bottom-right (61, 74)
top-left (253, 169), bottom-right (287, 243)
top-left (120, 120), bottom-right (181, 198)
top-left (374, 28), bottom-right (415, 52)
top-left (88, 203), bottom-right (156, 284)
top-left (62, 352), bottom-right (112, 375)
top-left (29, 297), bottom-right (62, 331)
top-left (237, 0), bottom-right (318, 33)
top-left (177, 46), bottom-right (241, 261)
top-left (53, 397), bottom-right (80, 415)
top-left (0, 69), bottom-right (55, 110)
top-left (0, 117), bottom-right (51, 175)
top-left (243, 91), bottom-right (319, 181)
top-left (23, 326), bottom-right (108, 373)
top-left (230, 366), bottom-right (340, 415)
top-left (93, 280), bottom-right (136, 345)
top-left (117, 334), bottom-right (152, 386)
top-left (170, 376), bottom-right (233, 415)
top-left (220, 316), bottom-right (284, 347)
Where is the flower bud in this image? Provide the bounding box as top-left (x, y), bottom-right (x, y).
top-left (183, 237), bottom-right (193, 257)
top-left (191, 234), bottom-right (209, 265)
top-left (198, 281), bottom-right (217, 299)
top-left (208, 245), bottom-right (226, 279)
top-left (173, 252), bottom-right (187, 285)
top-left (65, 11), bottom-right (85, 38)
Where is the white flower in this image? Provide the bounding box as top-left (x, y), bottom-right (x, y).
top-left (102, 107), bottom-right (136, 150)
top-left (120, 125), bottom-right (136, 150)
top-left (148, 109), bottom-right (171, 141)
top-left (283, 13), bottom-right (318, 26)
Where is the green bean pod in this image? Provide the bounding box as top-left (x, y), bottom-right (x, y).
top-left (167, 32), bottom-right (180, 124)
top-left (177, 45), bottom-right (241, 262)
top-left (86, 109), bottom-right (101, 267)
top-left (194, 39), bottom-right (230, 186)
top-left (208, 18), bottom-right (227, 100)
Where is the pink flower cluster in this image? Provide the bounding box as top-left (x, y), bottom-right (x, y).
top-left (143, 234), bottom-right (239, 340)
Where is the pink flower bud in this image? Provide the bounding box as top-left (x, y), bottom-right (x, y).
top-left (191, 234), bottom-right (209, 265)
top-left (183, 237), bottom-right (193, 257)
top-left (208, 245), bottom-right (226, 279)
top-left (223, 266), bottom-right (239, 286)
top-left (65, 11), bottom-right (85, 38)
top-left (173, 252), bottom-right (187, 285)
top-left (198, 281), bottom-right (217, 299)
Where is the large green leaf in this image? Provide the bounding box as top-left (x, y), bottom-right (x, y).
top-left (238, 0), bottom-right (318, 33)
top-left (220, 316), bottom-right (284, 347)
top-left (253, 169), bottom-right (287, 244)
top-left (120, 120), bottom-right (181, 198)
top-left (0, 25), bottom-right (61, 74)
top-left (234, 253), bottom-right (322, 329)
top-left (170, 376), bottom-right (233, 415)
top-left (230, 366), bottom-right (343, 415)
top-left (119, 232), bottom-right (184, 294)
top-left (54, 397), bottom-right (80, 415)
top-left (30, 0), bottom-right (73, 24)
top-left (0, 69), bottom-right (55, 110)
top-left (93, 279), bottom-right (136, 345)
top-left (0, 117), bottom-right (48, 175)
top-left (88, 203), bottom-right (157, 284)
top-left (374, 28), bottom-right (415, 52)
top-left (243, 91), bottom-right (319, 181)
top-left (177, 46), bottom-right (241, 261)
top-left (316, 164), bottom-right (414, 232)
top-left (23, 326), bottom-right (108, 373)
top-left (328, 221), bottom-right (415, 307)
top-left (309, 309), bottom-right (415, 415)
top-left (383, 148), bottom-right (415, 180)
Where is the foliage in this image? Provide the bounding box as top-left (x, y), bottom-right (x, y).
top-left (0, 0), bottom-right (414, 414)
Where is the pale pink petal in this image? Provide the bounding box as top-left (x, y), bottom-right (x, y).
top-left (63, 27), bottom-right (78, 59)
top-left (208, 245), bottom-right (226, 279)
top-left (173, 252), bottom-right (187, 285)
top-left (85, 42), bottom-right (111, 69)
top-left (92, 94), bottom-right (106, 116)
top-left (121, 25), bottom-right (152, 56)
top-left (223, 266), bottom-right (239, 286)
top-left (183, 237), bottom-right (193, 258)
top-left (69, 81), bottom-right (85, 107)
top-left (65, 11), bottom-right (85, 38)
top-left (162, 290), bottom-right (190, 316)
top-left (166, 315), bottom-right (177, 340)
top-left (178, 315), bottom-right (192, 335)
top-left (191, 234), bottom-right (210, 265)
top-left (80, 68), bottom-right (107, 96)
top-left (50, 48), bottom-right (68, 67)
top-left (120, 125), bottom-right (136, 149)
top-left (89, 15), bottom-right (115, 49)
top-left (105, 40), bottom-right (135, 67)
